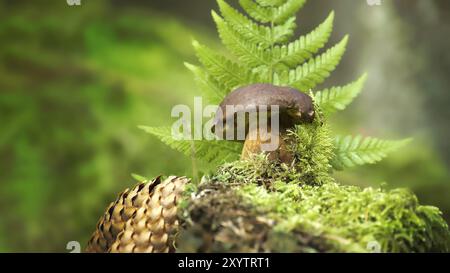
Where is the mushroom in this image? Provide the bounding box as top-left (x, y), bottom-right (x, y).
top-left (213, 83), bottom-right (315, 163)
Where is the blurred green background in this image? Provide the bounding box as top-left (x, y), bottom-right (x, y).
top-left (0, 0), bottom-right (449, 252)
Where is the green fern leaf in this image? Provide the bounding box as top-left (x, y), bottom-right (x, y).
top-left (185, 63), bottom-right (226, 104)
top-left (240, 0), bottom-right (305, 25)
top-left (274, 35), bottom-right (348, 90)
top-left (272, 16), bottom-right (297, 44)
top-left (212, 11), bottom-right (270, 67)
top-left (332, 135), bottom-right (412, 170)
top-left (139, 126), bottom-right (243, 168)
top-left (239, 0), bottom-right (273, 23)
top-left (217, 0), bottom-right (272, 47)
top-left (193, 40), bottom-right (253, 90)
top-left (218, 0), bottom-right (296, 47)
top-left (274, 11), bottom-right (334, 68)
top-left (131, 173), bottom-right (149, 183)
top-left (315, 73), bottom-right (367, 116)
top-left (255, 0), bottom-right (288, 7)
top-left (272, 0), bottom-right (306, 24)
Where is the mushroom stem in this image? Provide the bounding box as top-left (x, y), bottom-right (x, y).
top-left (241, 125), bottom-right (294, 164)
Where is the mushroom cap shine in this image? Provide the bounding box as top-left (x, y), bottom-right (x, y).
top-left (213, 83), bottom-right (315, 139)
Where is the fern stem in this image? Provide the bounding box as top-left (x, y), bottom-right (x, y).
top-left (190, 139), bottom-right (199, 184)
top-left (269, 20), bottom-right (275, 83)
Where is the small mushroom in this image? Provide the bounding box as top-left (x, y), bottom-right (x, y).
top-left (213, 83), bottom-right (315, 163)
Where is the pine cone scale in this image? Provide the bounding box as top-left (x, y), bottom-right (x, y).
top-left (86, 176), bottom-right (189, 253)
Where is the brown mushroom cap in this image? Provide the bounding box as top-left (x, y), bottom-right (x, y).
top-left (213, 83), bottom-right (315, 140)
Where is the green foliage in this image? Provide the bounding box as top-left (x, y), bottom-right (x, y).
top-left (192, 40), bottom-right (255, 90)
top-left (207, 157), bottom-right (450, 252)
top-left (184, 63), bottom-right (226, 105)
top-left (273, 11), bottom-right (334, 68)
top-left (274, 36), bottom-right (348, 90)
top-left (145, 0), bottom-right (410, 172)
top-left (216, 0), bottom-right (296, 48)
top-left (212, 154), bottom-right (307, 186)
top-left (131, 173), bottom-right (149, 183)
top-left (2, 0), bottom-right (448, 254)
top-left (168, 0), bottom-right (450, 252)
top-left (211, 0), bottom-right (343, 85)
top-left (287, 122), bottom-right (335, 185)
top-left (210, 121), bottom-right (334, 186)
top-left (239, 0), bottom-right (306, 24)
top-left (315, 74), bottom-right (367, 116)
top-left (255, 0), bottom-right (289, 7)
top-left (212, 11), bottom-right (270, 68)
top-left (140, 126), bottom-right (242, 169)
top-left (238, 181), bottom-right (450, 252)
top-left (146, 0), bottom-right (356, 167)
top-left (210, 119), bottom-right (334, 187)
top-left (332, 136), bottom-right (412, 170)
top-left (0, 2), bottom-right (203, 251)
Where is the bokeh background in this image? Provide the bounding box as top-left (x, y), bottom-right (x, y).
top-left (0, 0), bottom-right (449, 252)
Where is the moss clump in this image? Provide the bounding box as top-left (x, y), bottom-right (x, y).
top-left (178, 121), bottom-right (450, 252)
top-left (212, 121), bottom-right (335, 187)
top-left (177, 182), bottom-right (353, 253)
top-left (286, 121), bottom-right (335, 186)
top-left (179, 162), bottom-right (450, 252)
top-left (239, 181), bottom-right (450, 252)
top-left (177, 182), bottom-right (274, 253)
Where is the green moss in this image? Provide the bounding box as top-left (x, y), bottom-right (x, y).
top-left (239, 182), bottom-right (450, 252)
top-left (177, 181), bottom-right (350, 253)
top-left (211, 120), bottom-right (335, 187)
top-left (181, 163), bottom-right (450, 252)
top-left (179, 114), bottom-right (450, 253)
top-left (188, 121), bottom-right (450, 252)
top-left (287, 120), bottom-right (335, 185)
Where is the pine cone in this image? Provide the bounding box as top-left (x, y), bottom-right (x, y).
top-left (86, 176), bottom-right (189, 253)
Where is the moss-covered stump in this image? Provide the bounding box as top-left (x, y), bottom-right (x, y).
top-left (177, 182), bottom-right (337, 253)
top-left (177, 156), bottom-right (450, 253)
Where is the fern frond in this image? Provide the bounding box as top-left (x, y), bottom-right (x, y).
top-left (315, 73), bottom-right (367, 116)
top-left (332, 135), bottom-right (412, 170)
top-left (272, 0), bottom-right (306, 24)
top-left (131, 173), bottom-right (148, 183)
top-left (272, 16), bottom-right (297, 44)
top-left (240, 0), bottom-right (305, 25)
top-left (217, 0), bottom-right (272, 48)
top-left (255, 0), bottom-right (288, 8)
top-left (139, 126), bottom-right (243, 168)
top-left (239, 0), bottom-right (273, 23)
top-left (193, 40), bottom-right (253, 90)
top-left (185, 63), bottom-right (226, 104)
top-left (274, 11), bottom-right (334, 68)
top-left (212, 11), bottom-right (270, 67)
top-left (274, 35), bottom-right (348, 90)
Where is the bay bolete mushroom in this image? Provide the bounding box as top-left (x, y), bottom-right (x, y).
top-left (213, 83), bottom-right (315, 164)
